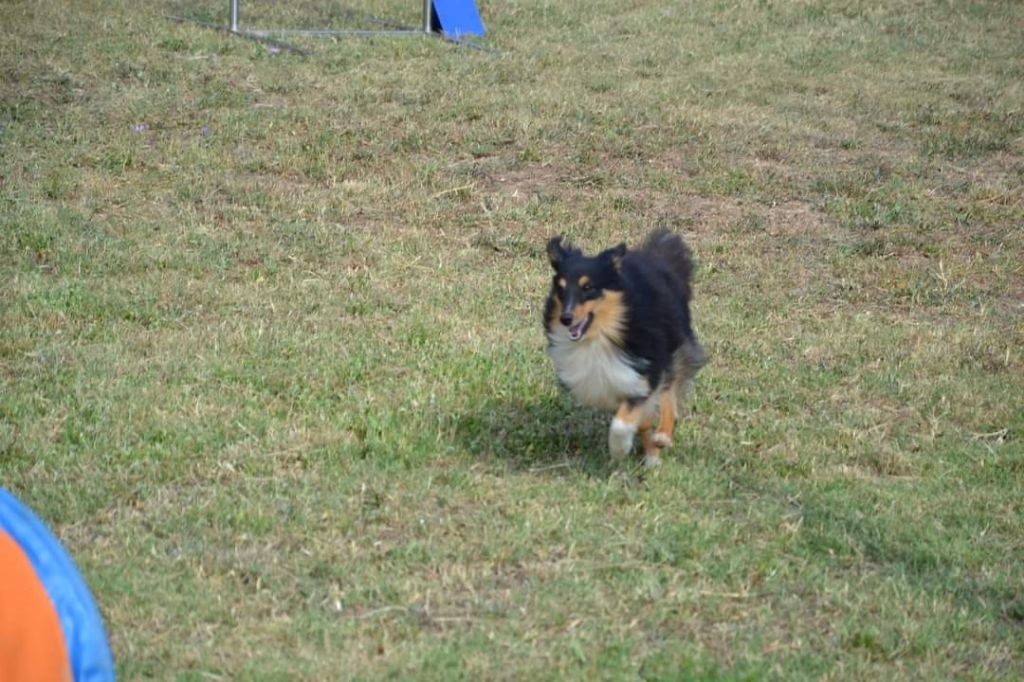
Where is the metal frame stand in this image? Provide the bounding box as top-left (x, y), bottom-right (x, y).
top-left (170, 0), bottom-right (493, 55)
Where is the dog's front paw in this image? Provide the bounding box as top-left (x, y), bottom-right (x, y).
top-left (608, 418), bottom-right (636, 460)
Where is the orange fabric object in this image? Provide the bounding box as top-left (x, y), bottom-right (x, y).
top-left (0, 529), bottom-right (72, 682)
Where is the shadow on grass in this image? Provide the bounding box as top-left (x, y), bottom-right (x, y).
top-left (450, 393), bottom-right (619, 477)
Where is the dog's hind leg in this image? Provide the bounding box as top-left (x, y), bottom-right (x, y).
top-left (672, 338), bottom-right (706, 418)
top-left (639, 425), bottom-right (664, 468)
top-left (636, 396), bottom-right (670, 467)
top-left (648, 339), bottom-right (705, 460)
top-left (652, 387), bottom-right (677, 450)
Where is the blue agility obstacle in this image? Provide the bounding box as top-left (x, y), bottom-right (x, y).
top-left (431, 0), bottom-right (485, 38)
top-left (170, 0), bottom-right (489, 54)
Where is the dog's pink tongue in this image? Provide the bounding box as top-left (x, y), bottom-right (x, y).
top-left (569, 319), bottom-right (586, 340)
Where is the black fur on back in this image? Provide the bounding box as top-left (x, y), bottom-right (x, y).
top-left (616, 231), bottom-right (698, 390)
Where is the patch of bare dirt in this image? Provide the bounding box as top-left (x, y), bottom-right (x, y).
top-left (474, 162), bottom-right (566, 204)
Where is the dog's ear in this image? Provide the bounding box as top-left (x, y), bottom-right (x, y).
top-left (546, 236), bottom-right (566, 269)
top-left (604, 243), bottom-right (627, 271)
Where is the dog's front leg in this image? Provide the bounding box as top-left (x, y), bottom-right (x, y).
top-left (608, 401), bottom-right (643, 460)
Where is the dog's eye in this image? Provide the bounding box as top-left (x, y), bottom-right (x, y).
top-left (581, 282), bottom-right (593, 292)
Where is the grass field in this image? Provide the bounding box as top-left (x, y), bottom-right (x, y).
top-left (2, 0), bottom-right (1023, 678)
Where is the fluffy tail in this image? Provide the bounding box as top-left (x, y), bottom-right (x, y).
top-left (642, 228), bottom-right (695, 302)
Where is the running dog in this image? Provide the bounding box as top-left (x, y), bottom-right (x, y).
top-left (543, 229), bottom-right (705, 467)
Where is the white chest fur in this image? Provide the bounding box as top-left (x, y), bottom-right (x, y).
top-left (547, 329), bottom-right (650, 412)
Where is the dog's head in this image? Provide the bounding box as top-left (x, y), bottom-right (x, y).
top-left (545, 236), bottom-right (627, 342)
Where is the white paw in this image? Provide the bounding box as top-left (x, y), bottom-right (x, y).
top-left (641, 453), bottom-right (662, 469)
top-left (652, 432), bottom-right (673, 449)
top-left (608, 418), bottom-right (636, 459)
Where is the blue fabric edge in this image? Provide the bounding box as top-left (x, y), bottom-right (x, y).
top-left (0, 489), bottom-right (116, 682)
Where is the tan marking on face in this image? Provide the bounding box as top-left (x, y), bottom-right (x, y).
top-left (572, 299), bottom-right (596, 325)
top-left (588, 290), bottom-right (626, 343)
top-left (558, 277), bottom-right (566, 289)
top-left (560, 290), bottom-right (626, 341)
top-left (578, 275), bottom-right (590, 288)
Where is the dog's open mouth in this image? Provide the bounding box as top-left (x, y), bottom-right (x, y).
top-left (567, 313), bottom-right (593, 341)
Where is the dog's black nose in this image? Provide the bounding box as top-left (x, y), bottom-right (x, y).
top-left (560, 313), bottom-right (573, 326)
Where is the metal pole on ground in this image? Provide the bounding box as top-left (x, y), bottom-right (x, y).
top-left (422, 0), bottom-right (432, 32)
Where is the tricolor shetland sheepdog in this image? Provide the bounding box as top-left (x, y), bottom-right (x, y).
top-left (543, 229), bottom-right (705, 467)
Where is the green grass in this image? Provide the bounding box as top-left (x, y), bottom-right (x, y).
top-left (2, 0), bottom-right (1023, 679)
